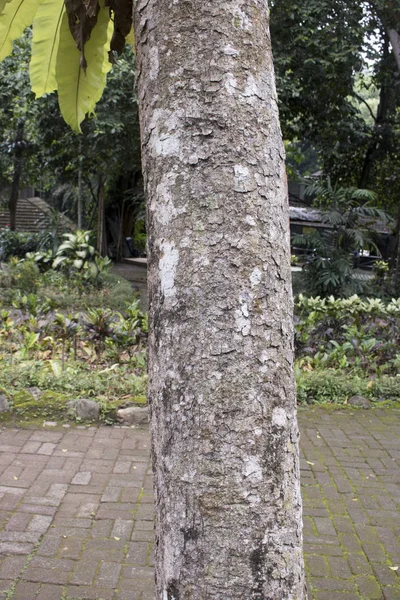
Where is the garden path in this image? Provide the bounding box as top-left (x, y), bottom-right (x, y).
top-left (0, 408), bottom-right (398, 599)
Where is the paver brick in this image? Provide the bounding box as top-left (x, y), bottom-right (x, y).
top-left (0, 410), bottom-right (399, 598)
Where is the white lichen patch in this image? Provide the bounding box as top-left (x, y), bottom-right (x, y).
top-left (243, 456), bottom-right (263, 481)
top-left (234, 164), bottom-right (256, 193)
top-left (233, 7), bottom-right (251, 30)
top-left (224, 44), bottom-right (239, 56)
top-left (250, 267), bottom-right (262, 287)
top-left (272, 407), bottom-right (287, 428)
top-left (235, 296), bottom-right (250, 336)
top-left (149, 46), bottom-right (159, 80)
top-left (225, 73), bottom-right (238, 95)
top-left (243, 74), bottom-right (266, 101)
top-left (159, 241), bottom-right (179, 302)
top-left (148, 109), bottom-right (182, 157)
top-left (154, 175), bottom-right (177, 225)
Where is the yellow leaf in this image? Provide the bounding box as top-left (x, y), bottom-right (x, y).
top-left (30, 0), bottom-right (64, 96)
top-left (56, 6), bottom-right (113, 132)
top-left (125, 26), bottom-right (135, 48)
top-left (0, 0), bottom-right (12, 15)
top-left (114, 536), bottom-right (120, 541)
top-left (0, 0), bottom-right (42, 61)
top-left (306, 461), bottom-right (314, 466)
top-left (389, 566), bottom-right (399, 571)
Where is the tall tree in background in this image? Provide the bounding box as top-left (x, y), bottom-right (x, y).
top-left (135, 0), bottom-right (306, 596)
top-left (0, 33), bottom-right (39, 229)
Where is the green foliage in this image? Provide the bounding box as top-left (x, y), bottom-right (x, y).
top-left (0, 0), bottom-right (134, 130)
top-left (0, 267), bottom-right (147, 422)
top-left (296, 370), bottom-right (367, 405)
top-left (296, 369), bottom-right (400, 405)
top-left (271, 0), bottom-right (400, 217)
top-left (51, 230), bottom-right (112, 284)
top-left (293, 179), bottom-right (388, 297)
top-left (0, 228), bottom-right (50, 261)
top-left (3, 257), bottom-right (40, 292)
top-left (295, 294), bottom-right (400, 382)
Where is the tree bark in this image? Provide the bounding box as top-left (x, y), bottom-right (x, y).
top-left (97, 175), bottom-right (106, 256)
top-left (135, 0), bottom-right (306, 598)
top-left (9, 121), bottom-right (24, 232)
top-left (388, 28), bottom-right (400, 73)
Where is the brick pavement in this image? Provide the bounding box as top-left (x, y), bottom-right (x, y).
top-left (299, 408), bottom-right (400, 600)
top-left (0, 426), bottom-right (154, 600)
top-left (0, 409), bottom-right (398, 599)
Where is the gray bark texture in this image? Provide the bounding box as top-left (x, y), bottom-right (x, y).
top-left (134, 0), bottom-right (306, 598)
top-left (388, 28), bottom-right (400, 73)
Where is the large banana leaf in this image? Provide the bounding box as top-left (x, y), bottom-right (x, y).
top-left (0, 0), bottom-right (12, 15)
top-left (0, 0), bottom-right (42, 61)
top-left (30, 0), bottom-right (64, 96)
top-left (56, 5), bottom-right (112, 132)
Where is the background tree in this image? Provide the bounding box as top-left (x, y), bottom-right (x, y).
top-left (270, 0), bottom-right (400, 282)
top-left (0, 32), bottom-right (40, 229)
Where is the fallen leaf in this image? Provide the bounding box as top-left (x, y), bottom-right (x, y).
top-left (352, 498), bottom-right (358, 502)
top-left (389, 566), bottom-right (399, 571)
top-left (114, 537), bottom-right (120, 541)
top-left (13, 476), bottom-right (18, 480)
top-left (306, 461), bottom-right (314, 466)
top-left (62, 449), bottom-right (68, 452)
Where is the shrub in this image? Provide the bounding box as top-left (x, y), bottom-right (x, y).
top-left (296, 370), bottom-right (367, 404)
top-left (0, 228), bottom-right (51, 261)
top-left (295, 294), bottom-right (400, 378)
top-left (296, 370), bottom-right (400, 405)
top-left (7, 259), bottom-right (40, 293)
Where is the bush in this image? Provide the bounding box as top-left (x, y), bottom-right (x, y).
top-left (296, 370), bottom-right (400, 405)
top-left (296, 370), bottom-right (367, 404)
top-left (0, 228), bottom-right (51, 261)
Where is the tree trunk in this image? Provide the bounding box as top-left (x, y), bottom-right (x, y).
top-left (9, 121), bottom-right (24, 231)
top-left (77, 140), bottom-right (83, 230)
top-left (97, 175), bottom-right (106, 256)
top-left (388, 28), bottom-right (400, 73)
top-left (358, 34), bottom-right (390, 190)
top-left (135, 0), bottom-right (306, 597)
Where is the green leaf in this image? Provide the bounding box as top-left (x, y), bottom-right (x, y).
top-left (0, 0), bottom-right (12, 15)
top-left (0, 0), bottom-right (42, 61)
top-left (50, 359), bottom-right (62, 378)
top-left (30, 0), bottom-right (65, 96)
top-left (56, 5), bottom-right (113, 132)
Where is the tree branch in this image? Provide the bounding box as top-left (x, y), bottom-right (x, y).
top-left (353, 92), bottom-right (377, 123)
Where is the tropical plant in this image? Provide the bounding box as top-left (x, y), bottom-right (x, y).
top-left (51, 312), bottom-right (80, 369)
top-left (81, 307), bottom-right (118, 358)
top-left (0, 228), bottom-right (50, 261)
top-left (294, 179), bottom-right (389, 297)
top-left (52, 230), bottom-right (96, 271)
top-left (0, 0), bottom-right (135, 131)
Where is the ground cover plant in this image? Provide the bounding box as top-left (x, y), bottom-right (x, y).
top-left (0, 231), bottom-right (148, 423)
top-left (295, 294), bottom-right (400, 405)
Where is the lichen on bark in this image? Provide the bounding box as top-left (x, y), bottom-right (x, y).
top-left (134, 0), bottom-right (307, 597)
